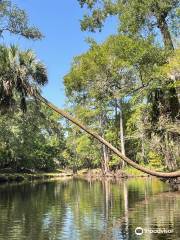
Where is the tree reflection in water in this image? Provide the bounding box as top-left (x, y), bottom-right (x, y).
top-left (0, 178), bottom-right (179, 240)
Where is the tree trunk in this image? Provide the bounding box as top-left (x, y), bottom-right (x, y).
top-left (100, 113), bottom-right (109, 175)
top-left (164, 132), bottom-right (177, 171)
top-left (157, 16), bottom-right (174, 50)
top-left (101, 145), bottom-right (109, 175)
top-left (155, 14), bottom-right (179, 171)
top-left (119, 100), bottom-right (125, 168)
top-left (141, 134), bottom-right (146, 163)
top-left (115, 99), bottom-right (119, 147)
top-left (156, 14), bottom-right (179, 119)
top-left (37, 94), bottom-right (180, 178)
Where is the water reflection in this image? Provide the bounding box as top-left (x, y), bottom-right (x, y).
top-left (0, 178), bottom-right (179, 240)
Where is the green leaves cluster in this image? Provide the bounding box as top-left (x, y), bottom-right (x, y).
top-left (0, 100), bottom-right (66, 171)
top-left (64, 25), bottom-right (179, 170)
top-left (0, 45), bottom-right (48, 112)
top-left (78, 0), bottom-right (180, 41)
top-left (0, 0), bottom-right (43, 39)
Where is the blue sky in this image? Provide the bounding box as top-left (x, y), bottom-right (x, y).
top-left (2, 0), bottom-right (117, 107)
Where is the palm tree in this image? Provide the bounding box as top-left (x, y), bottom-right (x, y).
top-left (0, 45), bottom-right (179, 178)
top-left (0, 45), bottom-right (47, 112)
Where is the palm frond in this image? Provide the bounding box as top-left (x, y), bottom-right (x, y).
top-left (0, 45), bottom-right (48, 112)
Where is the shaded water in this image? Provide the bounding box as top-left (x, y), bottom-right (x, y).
top-left (0, 178), bottom-right (179, 240)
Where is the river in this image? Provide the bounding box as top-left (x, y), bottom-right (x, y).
top-left (0, 178), bottom-right (179, 240)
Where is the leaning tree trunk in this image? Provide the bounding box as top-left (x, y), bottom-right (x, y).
top-left (36, 94), bottom-right (180, 178)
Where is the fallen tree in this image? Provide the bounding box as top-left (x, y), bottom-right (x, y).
top-left (37, 94), bottom-right (180, 179)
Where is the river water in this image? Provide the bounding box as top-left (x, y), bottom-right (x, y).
top-left (0, 178), bottom-right (179, 240)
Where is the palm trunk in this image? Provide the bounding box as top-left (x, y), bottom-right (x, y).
top-left (36, 94), bottom-right (180, 178)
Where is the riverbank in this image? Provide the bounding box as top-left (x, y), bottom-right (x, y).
top-left (76, 168), bottom-right (148, 179)
top-left (76, 169), bottom-right (180, 191)
top-left (1, 167), bottom-right (178, 186)
top-left (0, 167), bottom-right (148, 184)
top-left (0, 171), bottom-right (73, 183)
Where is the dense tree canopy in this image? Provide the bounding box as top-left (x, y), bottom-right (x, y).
top-left (78, 0), bottom-right (180, 48)
top-left (0, 100), bottom-right (66, 171)
top-left (0, 0), bottom-right (179, 175)
top-left (0, 45), bottom-right (65, 171)
top-left (65, 0), bottom-right (180, 172)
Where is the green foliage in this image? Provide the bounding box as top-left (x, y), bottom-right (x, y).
top-left (0, 45), bottom-right (48, 112)
top-left (0, 1), bottom-right (65, 172)
top-left (0, 100), bottom-right (66, 171)
top-left (63, 125), bottom-right (101, 171)
top-left (147, 151), bottom-right (163, 169)
top-left (123, 167), bottom-right (147, 176)
top-left (0, 0), bottom-right (43, 39)
top-left (78, 0), bottom-right (180, 43)
top-left (64, 6), bottom-right (180, 171)
top-left (0, 0), bottom-right (179, 174)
